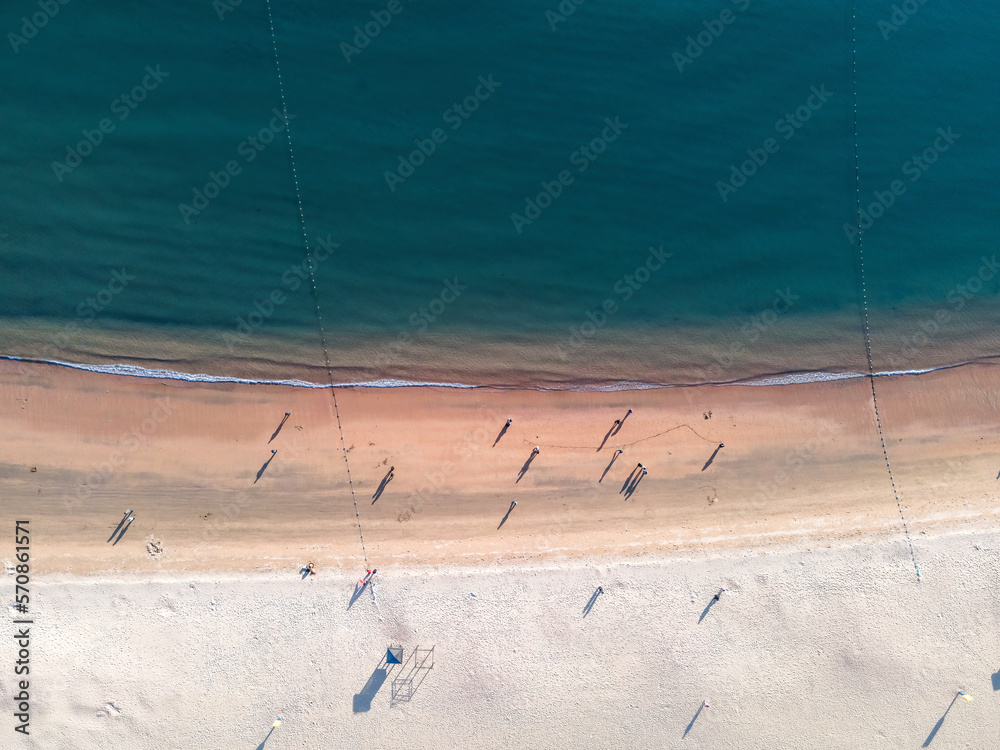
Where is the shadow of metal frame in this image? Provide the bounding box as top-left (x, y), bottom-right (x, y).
top-left (391, 645), bottom-right (435, 705)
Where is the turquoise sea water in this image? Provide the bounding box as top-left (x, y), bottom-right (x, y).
top-left (2, 1), bottom-right (997, 387)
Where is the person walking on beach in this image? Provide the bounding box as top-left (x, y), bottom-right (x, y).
top-left (532, 446), bottom-right (539, 454)
top-left (713, 588), bottom-right (726, 602)
top-left (506, 418), bottom-right (512, 427)
top-left (598, 586), bottom-right (604, 595)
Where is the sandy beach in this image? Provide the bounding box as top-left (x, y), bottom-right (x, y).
top-left (3, 360), bottom-right (1000, 574)
top-left (4, 533), bottom-right (1000, 749)
top-left (3, 359), bottom-right (1000, 747)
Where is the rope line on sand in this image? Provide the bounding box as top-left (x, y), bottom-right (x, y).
top-left (264, 0), bottom-right (374, 587)
top-left (852, 4), bottom-right (920, 582)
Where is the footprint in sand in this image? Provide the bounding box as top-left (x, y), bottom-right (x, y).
top-left (98, 702), bottom-right (122, 718)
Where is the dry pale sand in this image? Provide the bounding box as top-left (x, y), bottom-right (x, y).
top-left (2, 360), bottom-right (1000, 746)
top-left (3, 529), bottom-right (999, 750)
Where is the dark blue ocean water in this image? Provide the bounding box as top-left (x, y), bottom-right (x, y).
top-left (2, 0), bottom-right (997, 386)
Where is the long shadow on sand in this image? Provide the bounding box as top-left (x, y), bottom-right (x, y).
top-left (112, 522), bottom-right (134, 546)
top-left (701, 444), bottom-right (723, 472)
top-left (582, 588), bottom-right (602, 617)
top-left (372, 471), bottom-right (393, 504)
top-left (611, 410), bottom-right (631, 436)
top-left (353, 659), bottom-right (392, 713)
top-left (106, 513), bottom-right (129, 543)
top-left (993, 670), bottom-right (1000, 691)
top-left (347, 581), bottom-right (370, 610)
top-left (597, 423), bottom-right (616, 452)
top-left (624, 473), bottom-right (644, 499)
top-left (683, 701), bottom-right (706, 738)
top-left (600, 452), bottom-right (620, 483)
top-left (698, 598), bottom-right (718, 624)
top-left (255, 451), bottom-right (277, 484)
top-left (620, 466), bottom-right (640, 494)
top-left (516, 452), bottom-right (537, 483)
top-left (923, 693), bottom-right (961, 747)
top-left (498, 502), bottom-right (516, 529)
top-left (493, 422), bottom-right (510, 447)
top-left (268, 412), bottom-right (290, 444)
top-left (255, 726), bottom-right (276, 750)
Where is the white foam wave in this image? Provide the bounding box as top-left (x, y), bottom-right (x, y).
top-left (0, 355), bottom-right (966, 391)
top-left (0, 356), bottom-right (478, 390)
top-left (742, 371), bottom-right (866, 386)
